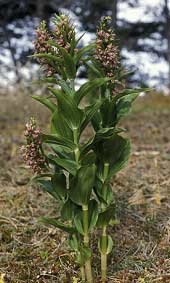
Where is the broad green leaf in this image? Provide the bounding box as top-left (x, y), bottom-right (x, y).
top-left (91, 110), bottom-right (102, 131)
top-left (51, 173), bottom-right (67, 200)
top-left (35, 178), bottom-right (59, 200)
top-left (42, 133), bottom-right (76, 151)
top-left (50, 144), bottom-right (72, 158)
top-left (49, 87), bottom-right (84, 130)
top-left (61, 199), bottom-right (78, 221)
top-left (88, 199), bottom-right (98, 231)
top-left (97, 204), bottom-right (116, 227)
top-left (80, 100), bottom-right (103, 132)
top-left (74, 78), bottom-right (111, 105)
top-left (70, 164), bottom-right (96, 206)
top-left (39, 217), bottom-right (76, 234)
top-left (81, 127), bottom-right (126, 156)
top-left (32, 96), bottom-right (57, 112)
top-left (100, 98), bottom-right (117, 127)
top-left (48, 155), bottom-right (77, 176)
top-left (115, 88), bottom-right (151, 101)
top-left (74, 212), bottom-right (84, 235)
top-left (96, 134), bottom-right (131, 180)
top-left (51, 108), bottom-right (73, 140)
top-left (116, 92), bottom-right (139, 122)
top-left (94, 180), bottom-right (113, 205)
top-left (81, 151), bottom-right (96, 166)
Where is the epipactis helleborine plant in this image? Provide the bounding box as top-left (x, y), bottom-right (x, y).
top-left (21, 14), bottom-right (149, 283)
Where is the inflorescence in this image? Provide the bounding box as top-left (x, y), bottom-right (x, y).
top-left (20, 118), bottom-right (46, 174)
top-left (95, 16), bottom-right (120, 95)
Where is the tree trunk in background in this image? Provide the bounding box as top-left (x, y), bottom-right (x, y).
top-left (164, 0), bottom-right (170, 90)
top-left (36, 0), bottom-right (45, 19)
top-left (3, 25), bottom-right (21, 84)
top-left (112, 0), bottom-right (118, 31)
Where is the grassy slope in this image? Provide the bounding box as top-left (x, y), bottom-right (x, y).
top-left (0, 90), bottom-right (170, 282)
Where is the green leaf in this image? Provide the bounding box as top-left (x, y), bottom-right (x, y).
top-left (97, 204), bottom-right (116, 227)
top-left (57, 80), bottom-right (74, 95)
top-left (98, 235), bottom-right (113, 255)
top-left (47, 40), bottom-right (76, 78)
top-left (35, 178), bottom-right (59, 200)
top-left (31, 53), bottom-right (62, 63)
top-left (70, 164), bottom-right (96, 206)
top-left (94, 180), bottom-right (113, 205)
top-left (51, 173), bottom-right (67, 200)
top-left (68, 234), bottom-right (79, 251)
top-left (116, 92), bottom-right (139, 122)
top-left (74, 78), bottom-right (111, 105)
top-left (42, 133), bottom-right (76, 151)
top-left (32, 95), bottom-right (57, 112)
top-left (51, 108), bottom-right (73, 140)
top-left (81, 151), bottom-right (96, 166)
top-left (74, 212), bottom-right (84, 235)
top-left (100, 98), bottom-right (117, 127)
top-left (49, 87), bottom-right (84, 130)
top-left (81, 127), bottom-right (126, 156)
top-left (96, 134), bottom-right (131, 180)
top-left (115, 88), bottom-right (151, 101)
top-left (88, 199), bottom-right (98, 231)
top-left (39, 217), bottom-right (76, 234)
top-left (85, 62), bottom-right (103, 78)
top-left (76, 43), bottom-right (95, 63)
top-left (48, 155), bottom-right (77, 176)
top-left (61, 199), bottom-right (78, 221)
top-left (80, 100), bottom-right (103, 132)
top-left (77, 246), bottom-right (92, 266)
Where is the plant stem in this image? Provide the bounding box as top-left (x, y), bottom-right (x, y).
top-left (70, 79), bottom-right (75, 91)
top-left (82, 205), bottom-right (93, 283)
top-left (101, 226), bottom-right (107, 283)
top-left (100, 163), bottom-right (109, 283)
top-left (80, 266), bottom-right (86, 282)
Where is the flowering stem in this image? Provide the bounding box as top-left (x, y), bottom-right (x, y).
top-left (82, 205), bottom-right (93, 283)
top-left (80, 266), bottom-right (86, 282)
top-left (101, 225), bottom-right (107, 283)
top-left (100, 163), bottom-right (109, 283)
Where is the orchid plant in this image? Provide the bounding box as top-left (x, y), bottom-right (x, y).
top-left (21, 14), bottom-right (148, 283)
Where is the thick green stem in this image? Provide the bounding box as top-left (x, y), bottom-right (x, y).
top-left (82, 205), bottom-right (93, 283)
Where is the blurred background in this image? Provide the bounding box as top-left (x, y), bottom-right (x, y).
top-left (0, 0), bottom-right (170, 91)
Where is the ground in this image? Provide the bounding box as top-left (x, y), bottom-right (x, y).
top-left (0, 89), bottom-right (170, 282)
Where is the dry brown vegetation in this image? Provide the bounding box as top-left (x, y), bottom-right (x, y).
top-left (0, 89), bottom-right (170, 282)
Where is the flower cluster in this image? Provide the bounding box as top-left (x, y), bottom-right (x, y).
top-left (53, 14), bottom-right (75, 52)
top-left (20, 118), bottom-right (46, 174)
top-left (95, 16), bottom-right (119, 79)
top-left (34, 21), bottom-right (55, 77)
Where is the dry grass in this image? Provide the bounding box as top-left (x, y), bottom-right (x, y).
top-left (0, 89), bottom-right (170, 282)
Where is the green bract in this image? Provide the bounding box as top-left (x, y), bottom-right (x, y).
top-left (23, 14), bottom-right (149, 283)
